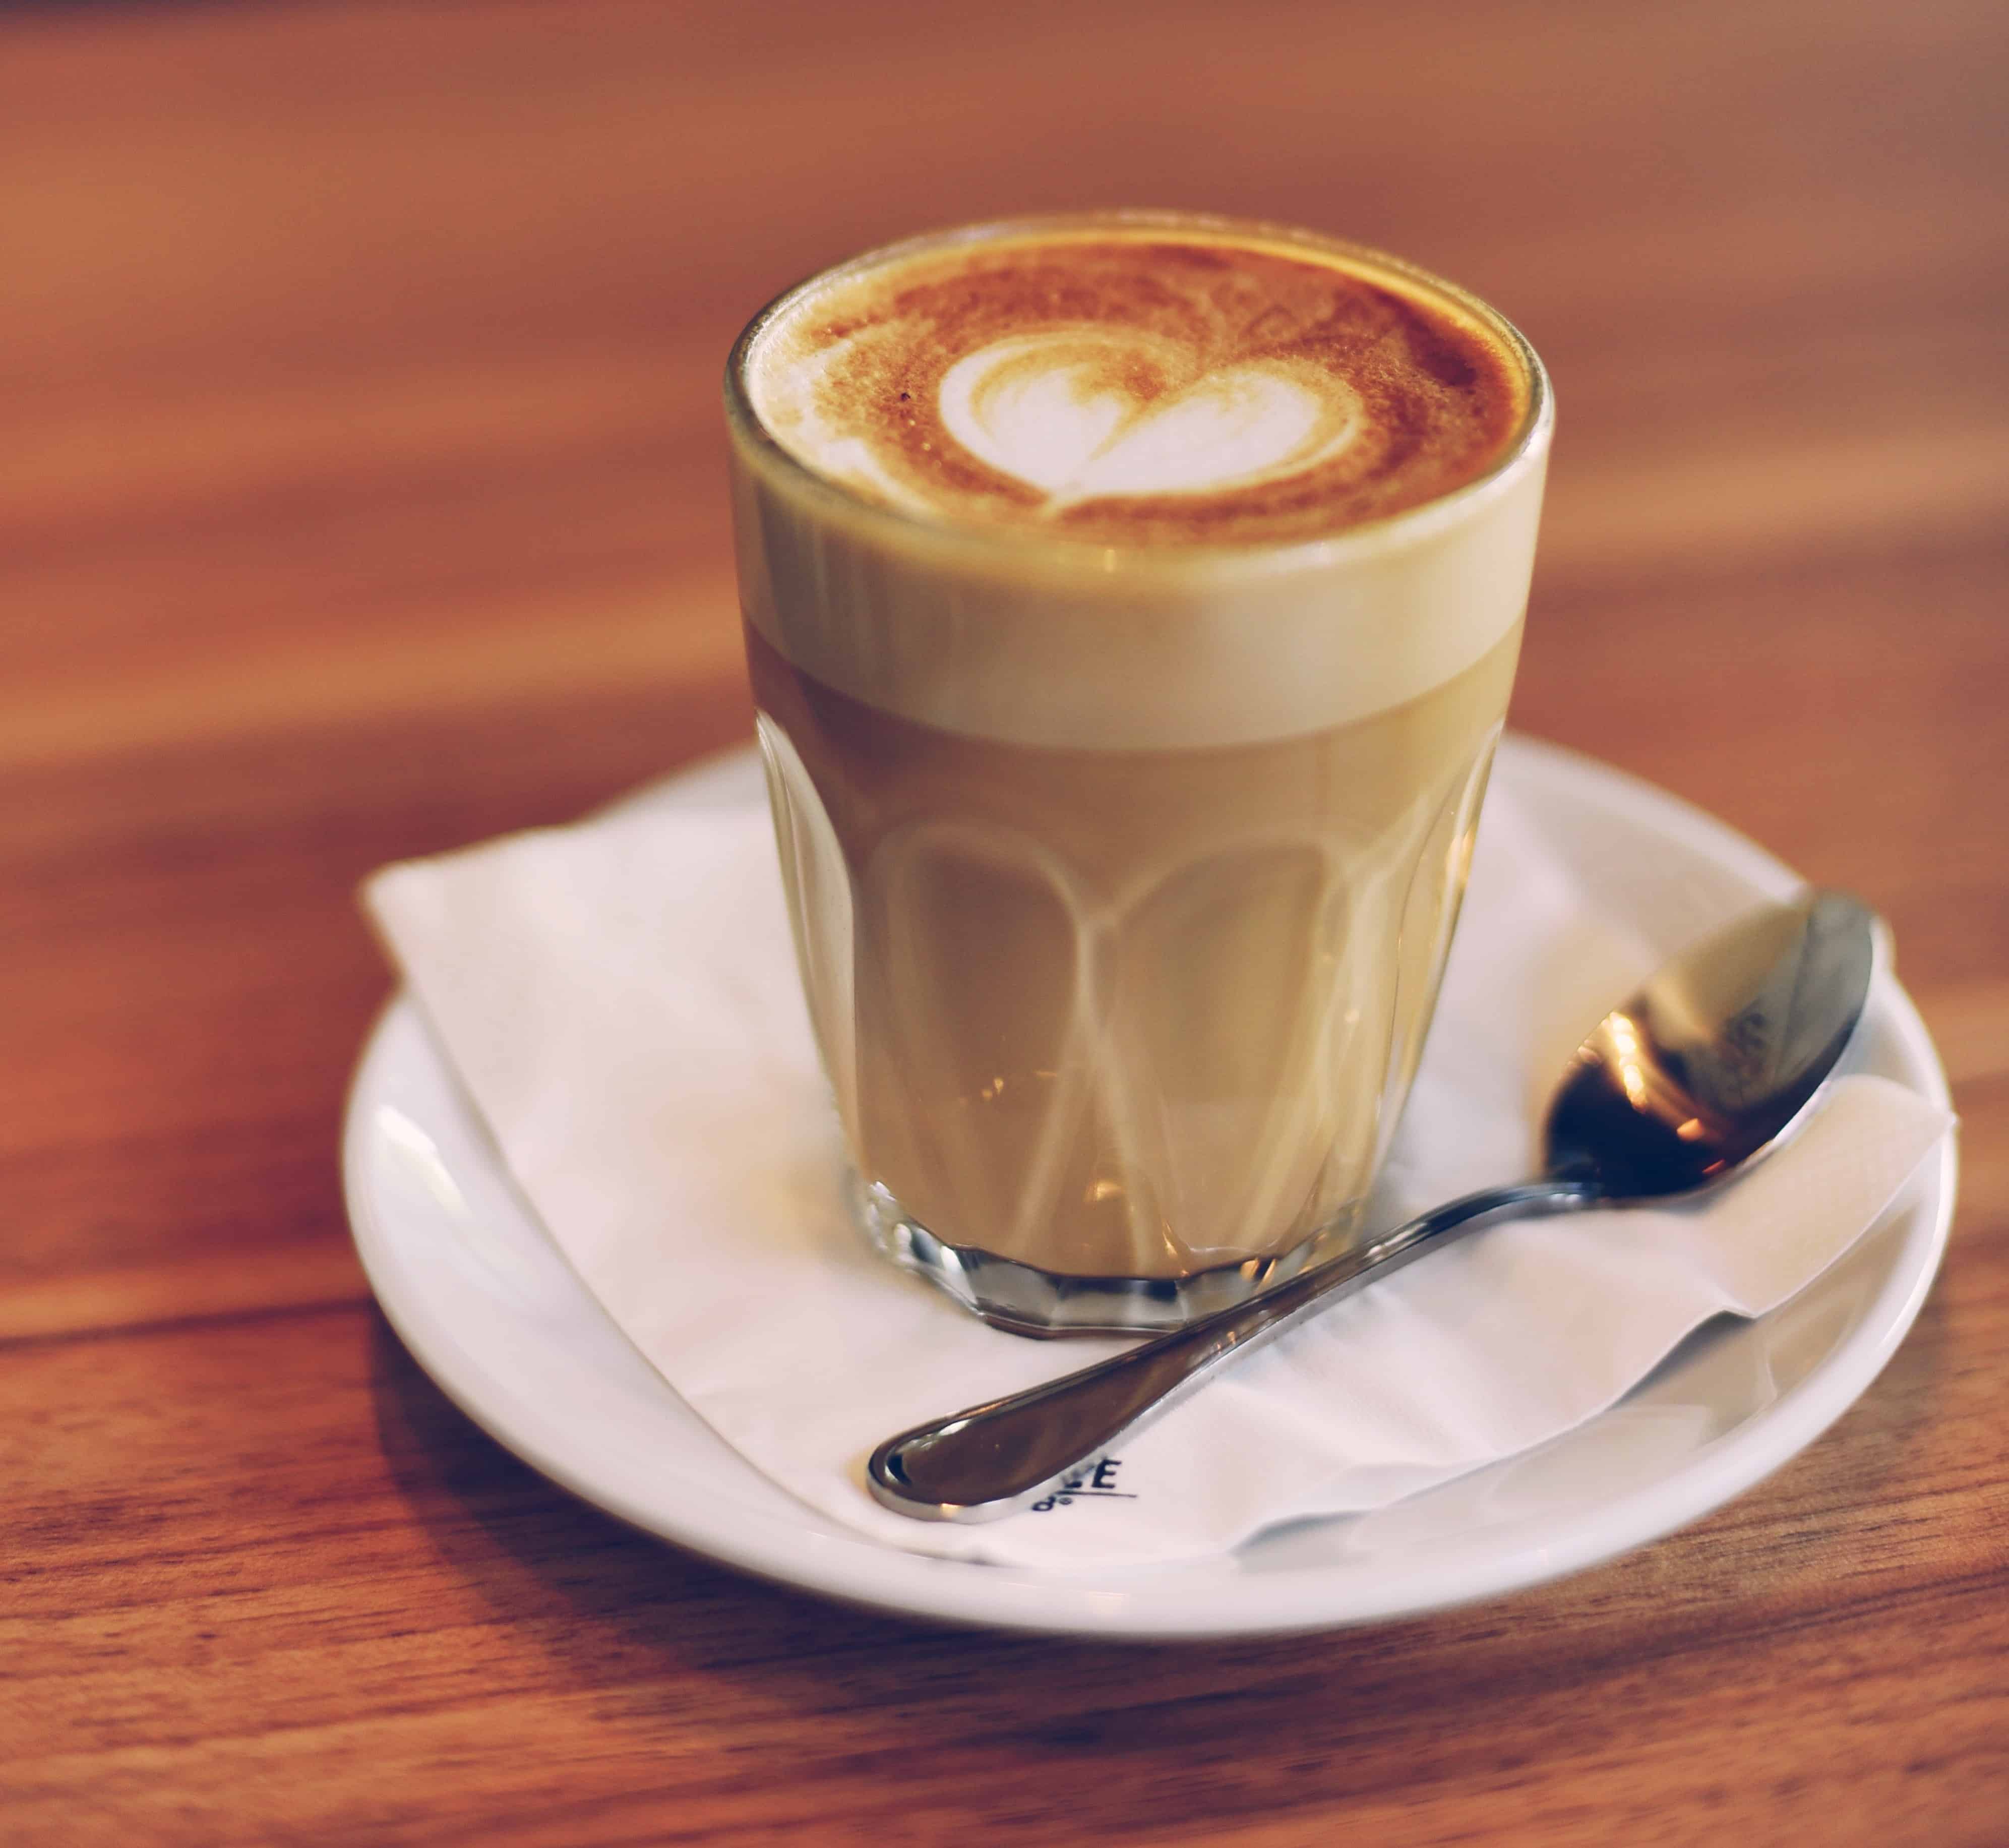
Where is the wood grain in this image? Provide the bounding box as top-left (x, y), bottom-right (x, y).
top-left (3, 0), bottom-right (2004, 1840)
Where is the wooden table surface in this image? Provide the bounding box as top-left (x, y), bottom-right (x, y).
top-left (5, 1), bottom-right (2005, 1840)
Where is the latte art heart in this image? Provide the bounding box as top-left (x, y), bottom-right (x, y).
top-left (937, 331), bottom-right (1365, 507)
top-left (743, 227), bottom-right (1528, 544)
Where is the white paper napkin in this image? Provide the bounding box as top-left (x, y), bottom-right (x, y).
top-left (362, 753), bottom-right (1950, 1568)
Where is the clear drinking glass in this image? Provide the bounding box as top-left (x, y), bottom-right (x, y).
top-left (724, 213), bottom-right (1551, 1335)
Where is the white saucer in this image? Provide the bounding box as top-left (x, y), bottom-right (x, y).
top-left (342, 736), bottom-right (1955, 1639)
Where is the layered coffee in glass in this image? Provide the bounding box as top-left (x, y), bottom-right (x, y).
top-left (724, 213), bottom-right (1551, 1335)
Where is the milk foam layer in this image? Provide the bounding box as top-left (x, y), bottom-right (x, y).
top-left (729, 218), bottom-right (1551, 748)
top-left (745, 225), bottom-right (1525, 546)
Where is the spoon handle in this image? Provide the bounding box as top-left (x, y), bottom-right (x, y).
top-left (867, 1176), bottom-right (1603, 1522)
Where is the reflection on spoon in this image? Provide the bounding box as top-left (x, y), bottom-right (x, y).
top-left (868, 889), bottom-right (1882, 1523)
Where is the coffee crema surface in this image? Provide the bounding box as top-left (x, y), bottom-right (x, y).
top-left (745, 226), bottom-right (1529, 546)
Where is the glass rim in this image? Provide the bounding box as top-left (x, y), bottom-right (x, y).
top-left (723, 209), bottom-right (1553, 580)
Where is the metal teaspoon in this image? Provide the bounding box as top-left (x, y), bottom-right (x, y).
top-left (867, 888), bottom-right (1881, 1523)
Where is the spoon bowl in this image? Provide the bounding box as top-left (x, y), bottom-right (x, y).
top-left (868, 889), bottom-right (1881, 1523)
top-left (1543, 890), bottom-right (1879, 1197)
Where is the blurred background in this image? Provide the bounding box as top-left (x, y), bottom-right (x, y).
top-left (8, 0), bottom-right (2003, 842)
top-left (6, 0), bottom-right (2005, 1303)
top-left (8, 0), bottom-right (2004, 1304)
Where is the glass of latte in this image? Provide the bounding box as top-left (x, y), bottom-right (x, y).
top-left (724, 212), bottom-right (1551, 1336)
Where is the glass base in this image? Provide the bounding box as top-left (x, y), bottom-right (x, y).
top-left (847, 1172), bottom-right (1370, 1338)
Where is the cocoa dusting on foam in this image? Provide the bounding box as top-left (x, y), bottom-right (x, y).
top-left (748, 232), bottom-right (1528, 545)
